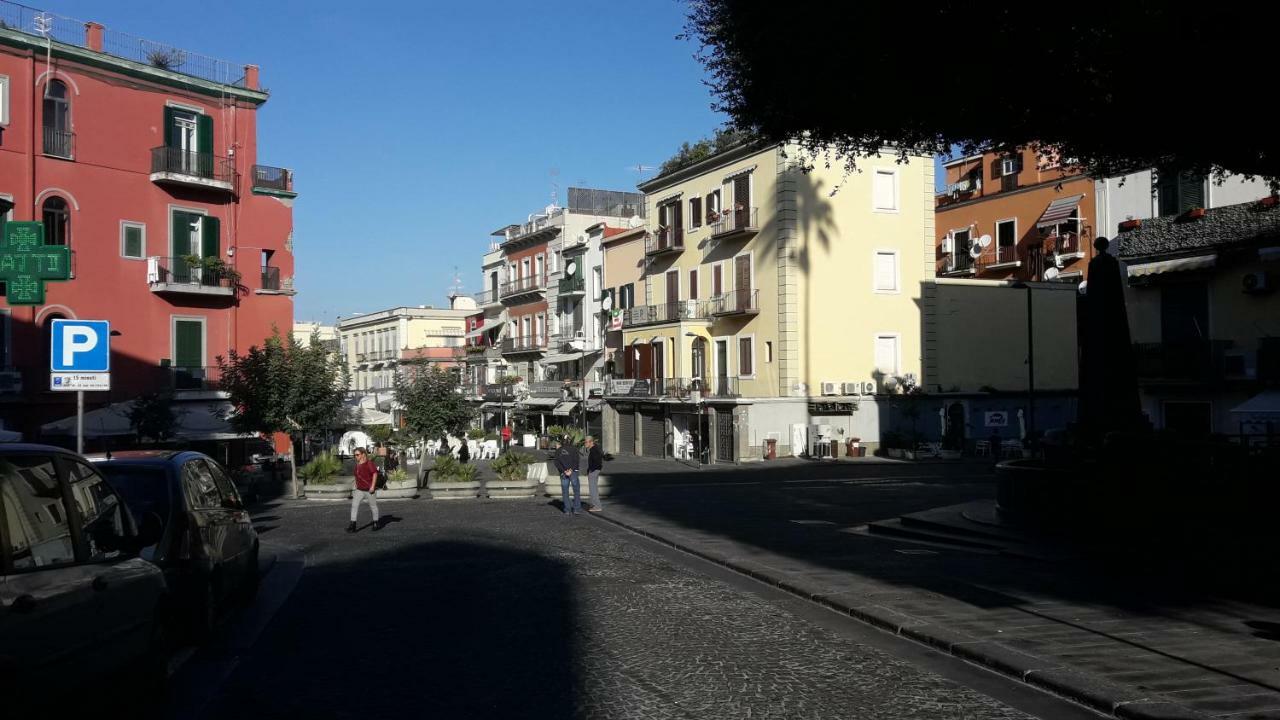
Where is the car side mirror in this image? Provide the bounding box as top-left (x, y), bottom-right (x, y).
top-left (135, 511), bottom-right (164, 549)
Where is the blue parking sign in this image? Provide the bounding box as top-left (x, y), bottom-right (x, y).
top-left (50, 320), bottom-right (110, 372)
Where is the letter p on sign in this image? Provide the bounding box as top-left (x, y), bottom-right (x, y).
top-left (50, 320), bottom-right (111, 372)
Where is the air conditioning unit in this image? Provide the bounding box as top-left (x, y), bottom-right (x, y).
top-left (840, 382), bottom-right (858, 395)
top-left (842, 381), bottom-right (874, 395)
top-left (941, 234), bottom-right (953, 254)
top-left (1242, 271), bottom-right (1271, 294)
top-left (820, 381), bottom-right (839, 396)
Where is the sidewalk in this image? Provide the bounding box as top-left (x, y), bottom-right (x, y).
top-left (592, 501), bottom-right (1280, 719)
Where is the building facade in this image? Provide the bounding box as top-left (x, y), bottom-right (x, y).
top-left (1116, 198), bottom-right (1280, 437)
top-left (936, 149), bottom-right (1095, 283)
top-left (0, 5), bottom-right (295, 436)
top-left (338, 305), bottom-right (470, 392)
top-left (603, 142), bottom-right (934, 461)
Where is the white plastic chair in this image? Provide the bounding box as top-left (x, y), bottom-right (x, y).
top-left (483, 440), bottom-right (499, 459)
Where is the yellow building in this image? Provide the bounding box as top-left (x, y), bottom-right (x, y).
top-left (338, 304), bottom-right (472, 392)
top-left (603, 141), bottom-right (934, 460)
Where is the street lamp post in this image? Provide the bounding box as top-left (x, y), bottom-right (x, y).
top-left (1012, 281), bottom-right (1036, 447)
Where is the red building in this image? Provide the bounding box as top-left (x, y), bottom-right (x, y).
top-left (0, 7), bottom-right (296, 436)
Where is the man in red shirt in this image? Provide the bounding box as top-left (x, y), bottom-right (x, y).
top-left (501, 424), bottom-right (512, 449)
top-left (347, 447), bottom-right (382, 533)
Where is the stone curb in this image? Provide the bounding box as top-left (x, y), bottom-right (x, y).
top-left (589, 510), bottom-right (1213, 720)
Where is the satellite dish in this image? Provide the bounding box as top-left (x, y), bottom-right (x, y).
top-left (566, 261), bottom-right (577, 276)
top-left (1043, 267), bottom-right (1061, 281)
top-left (969, 243), bottom-right (984, 259)
top-left (601, 294), bottom-right (614, 311)
top-left (576, 233), bottom-right (588, 244)
top-left (627, 216), bottom-right (644, 229)
top-left (979, 234), bottom-right (993, 248)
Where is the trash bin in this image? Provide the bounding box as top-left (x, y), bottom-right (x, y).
top-left (830, 440), bottom-right (840, 458)
top-left (764, 438), bottom-right (777, 460)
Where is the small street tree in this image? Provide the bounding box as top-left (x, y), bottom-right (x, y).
top-left (127, 392), bottom-right (179, 444)
top-left (218, 330), bottom-right (347, 497)
top-left (395, 363), bottom-right (473, 451)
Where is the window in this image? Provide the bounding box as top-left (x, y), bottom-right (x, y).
top-left (873, 169), bottom-right (898, 212)
top-left (738, 336), bottom-right (754, 376)
top-left (1, 455), bottom-right (75, 570)
top-left (765, 341), bottom-right (773, 363)
top-left (535, 254), bottom-right (544, 280)
top-left (712, 263), bottom-right (724, 296)
top-left (619, 283), bottom-right (635, 310)
top-left (592, 266), bottom-right (602, 302)
top-left (705, 189), bottom-right (721, 223)
top-left (42, 197), bottom-right (70, 246)
top-left (121, 221), bottom-right (145, 259)
top-left (996, 219), bottom-right (1017, 247)
top-left (875, 335), bottom-right (899, 375)
top-left (42, 79), bottom-right (72, 158)
top-left (66, 461), bottom-right (130, 562)
top-left (689, 196), bottom-right (703, 229)
top-left (172, 317), bottom-right (205, 369)
top-left (182, 460), bottom-right (222, 510)
top-left (1156, 170), bottom-right (1206, 217)
top-left (0, 74), bottom-right (9, 126)
top-left (874, 251), bottom-right (899, 292)
top-left (689, 268), bottom-right (699, 300)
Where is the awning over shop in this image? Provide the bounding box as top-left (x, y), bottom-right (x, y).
top-left (465, 325), bottom-right (488, 338)
top-left (1231, 391), bottom-right (1280, 415)
top-left (544, 348), bottom-right (602, 364)
top-left (1126, 254), bottom-right (1217, 278)
top-left (41, 400), bottom-right (250, 440)
top-left (479, 402), bottom-right (511, 411)
top-left (552, 400), bottom-right (578, 416)
top-left (1035, 194), bottom-right (1085, 229)
top-left (519, 397), bottom-right (558, 409)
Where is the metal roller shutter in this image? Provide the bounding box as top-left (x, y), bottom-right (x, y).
top-left (640, 410), bottom-right (665, 457)
top-left (617, 411), bottom-right (635, 455)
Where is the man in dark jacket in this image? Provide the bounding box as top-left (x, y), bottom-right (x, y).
top-left (553, 435), bottom-right (582, 515)
top-left (585, 435), bottom-right (604, 512)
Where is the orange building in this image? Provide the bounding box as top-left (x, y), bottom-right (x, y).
top-left (935, 149), bottom-right (1096, 283)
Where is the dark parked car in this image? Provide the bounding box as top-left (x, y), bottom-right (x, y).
top-left (92, 450), bottom-right (260, 638)
top-left (0, 444), bottom-right (168, 710)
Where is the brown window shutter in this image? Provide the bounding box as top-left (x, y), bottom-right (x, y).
top-left (690, 197), bottom-right (702, 228)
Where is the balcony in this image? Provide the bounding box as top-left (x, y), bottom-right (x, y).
top-left (499, 274), bottom-right (546, 303)
top-left (709, 289), bottom-right (759, 317)
top-left (710, 206), bottom-right (759, 241)
top-left (147, 256), bottom-right (235, 297)
top-left (42, 128), bottom-right (74, 159)
top-left (150, 146), bottom-right (237, 193)
top-left (558, 273), bottom-right (585, 296)
top-left (251, 165), bottom-right (296, 197)
top-left (164, 365), bottom-right (222, 392)
top-left (979, 245), bottom-right (1022, 272)
top-left (501, 336), bottom-right (546, 355)
top-left (622, 301), bottom-right (711, 328)
top-left (936, 176), bottom-right (982, 206)
top-left (1133, 340), bottom-right (1235, 383)
top-left (606, 376), bottom-right (740, 399)
top-left (942, 251), bottom-right (976, 276)
top-left (1045, 232), bottom-right (1086, 262)
top-left (645, 227), bottom-right (684, 258)
top-left (481, 383), bottom-right (517, 401)
top-left (474, 289), bottom-right (502, 307)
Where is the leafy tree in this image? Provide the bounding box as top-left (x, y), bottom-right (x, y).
top-left (684, 1), bottom-right (1280, 184)
top-left (657, 127), bottom-right (758, 177)
top-left (127, 392), bottom-right (178, 443)
top-left (395, 364), bottom-right (473, 446)
top-left (217, 329), bottom-right (347, 468)
top-left (366, 425), bottom-right (394, 446)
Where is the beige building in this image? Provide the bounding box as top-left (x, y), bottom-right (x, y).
top-left (604, 141), bottom-right (934, 460)
top-left (338, 305), bottom-right (471, 391)
top-left (292, 322), bottom-right (336, 348)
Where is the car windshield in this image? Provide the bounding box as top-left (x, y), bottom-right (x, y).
top-left (97, 465), bottom-right (172, 522)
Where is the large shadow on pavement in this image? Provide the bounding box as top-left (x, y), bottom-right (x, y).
top-left (200, 539), bottom-right (579, 720)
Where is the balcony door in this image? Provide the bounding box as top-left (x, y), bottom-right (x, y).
top-left (691, 338), bottom-right (707, 381)
top-left (716, 339), bottom-right (728, 384)
top-left (173, 317), bottom-right (205, 371)
top-left (733, 174), bottom-right (751, 227)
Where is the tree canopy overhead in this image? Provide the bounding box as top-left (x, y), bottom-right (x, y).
top-left (684, 1), bottom-right (1279, 183)
top-left (217, 331), bottom-right (347, 440)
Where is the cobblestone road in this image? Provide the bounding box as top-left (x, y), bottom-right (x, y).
top-left (197, 499), bottom-right (1038, 720)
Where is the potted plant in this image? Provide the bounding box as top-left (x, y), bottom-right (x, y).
top-left (488, 450), bottom-right (541, 498)
top-left (425, 454), bottom-right (482, 499)
top-left (300, 452), bottom-right (347, 498)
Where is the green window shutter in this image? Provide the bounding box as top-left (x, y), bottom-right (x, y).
top-left (123, 225), bottom-right (143, 258)
top-left (1179, 174), bottom-right (1206, 213)
top-left (163, 106), bottom-right (177, 148)
top-left (171, 211), bottom-right (192, 257)
top-left (1156, 171), bottom-right (1178, 217)
top-left (197, 114), bottom-right (213, 155)
top-left (174, 320), bottom-right (204, 368)
top-left (200, 215), bottom-right (220, 258)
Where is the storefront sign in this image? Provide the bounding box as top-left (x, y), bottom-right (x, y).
top-left (809, 401), bottom-right (857, 415)
top-left (984, 411), bottom-right (1009, 427)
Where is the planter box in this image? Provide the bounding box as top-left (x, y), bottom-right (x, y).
top-left (485, 475), bottom-right (540, 499)
top-left (304, 481), bottom-right (351, 500)
top-left (378, 478), bottom-right (419, 499)
top-left (426, 480), bottom-right (482, 499)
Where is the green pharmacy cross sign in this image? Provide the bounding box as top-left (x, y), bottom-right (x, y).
top-left (0, 222), bottom-right (71, 305)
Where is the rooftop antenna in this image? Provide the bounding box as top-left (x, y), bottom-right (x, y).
top-left (549, 167), bottom-right (560, 208)
top-left (628, 164), bottom-right (657, 180)
top-left (447, 266), bottom-right (464, 299)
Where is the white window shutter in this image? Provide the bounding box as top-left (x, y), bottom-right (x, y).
top-left (873, 170), bottom-right (897, 211)
top-left (875, 336), bottom-right (898, 374)
top-left (875, 252), bottom-right (897, 291)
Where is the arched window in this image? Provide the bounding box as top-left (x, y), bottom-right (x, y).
top-left (42, 79), bottom-right (72, 158)
top-left (42, 197), bottom-right (70, 246)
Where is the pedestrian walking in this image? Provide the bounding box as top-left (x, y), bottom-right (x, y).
top-left (553, 434), bottom-right (582, 515)
top-left (501, 424), bottom-right (512, 450)
top-left (584, 435), bottom-right (604, 512)
top-left (347, 447), bottom-right (381, 533)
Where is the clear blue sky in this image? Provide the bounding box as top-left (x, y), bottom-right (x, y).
top-left (45, 0), bottom-right (725, 323)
